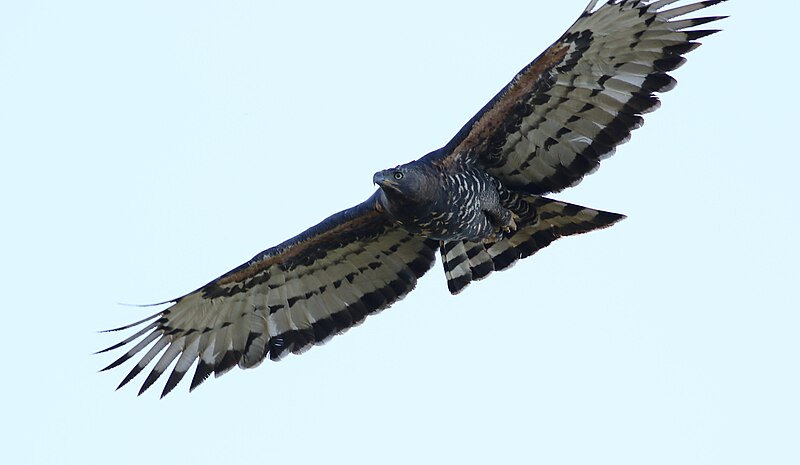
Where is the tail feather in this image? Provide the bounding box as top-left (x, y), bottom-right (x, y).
top-left (440, 196), bottom-right (624, 295)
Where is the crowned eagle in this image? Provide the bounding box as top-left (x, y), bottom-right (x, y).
top-left (100, 0), bottom-right (726, 397)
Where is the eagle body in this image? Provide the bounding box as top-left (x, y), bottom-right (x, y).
top-left (100, 0), bottom-right (727, 397)
top-left (374, 156), bottom-right (515, 242)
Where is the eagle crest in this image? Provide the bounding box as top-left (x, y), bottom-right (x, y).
top-left (100, 0), bottom-right (726, 397)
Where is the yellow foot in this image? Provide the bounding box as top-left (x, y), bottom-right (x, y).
top-left (486, 214), bottom-right (520, 243)
top-left (501, 213), bottom-right (520, 233)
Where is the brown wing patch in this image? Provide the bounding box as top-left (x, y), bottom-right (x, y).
top-left (216, 206), bottom-right (385, 287)
top-left (440, 43), bottom-right (571, 166)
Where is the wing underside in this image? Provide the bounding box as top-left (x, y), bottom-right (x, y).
top-left (435, 0), bottom-right (726, 194)
top-left (99, 193), bottom-right (438, 397)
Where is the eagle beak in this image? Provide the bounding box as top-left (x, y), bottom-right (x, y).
top-left (373, 171), bottom-right (397, 189)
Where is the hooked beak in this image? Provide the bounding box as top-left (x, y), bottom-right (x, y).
top-left (373, 170), bottom-right (399, 191)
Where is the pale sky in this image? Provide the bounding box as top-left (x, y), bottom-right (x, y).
top-left (2, 1), bottom-right (798, 464)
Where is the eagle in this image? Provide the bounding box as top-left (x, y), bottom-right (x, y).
top-left (100, 0), bottom-right (726, 397)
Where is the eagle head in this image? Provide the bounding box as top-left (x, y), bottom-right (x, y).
top-left (373, 163), bottom-right (438, 210)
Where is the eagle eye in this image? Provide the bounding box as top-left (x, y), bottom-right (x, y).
top-left (393, 172), bottom-right (404, 180)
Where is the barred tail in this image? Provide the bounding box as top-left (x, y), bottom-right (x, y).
top-left (440, 196), bottom-right (624, 294)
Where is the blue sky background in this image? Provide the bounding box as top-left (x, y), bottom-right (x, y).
top-left (2, 1), bottom-right (798, 463)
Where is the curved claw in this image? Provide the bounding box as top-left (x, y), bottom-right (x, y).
top-left (502, 214), bottom-right (519, 233)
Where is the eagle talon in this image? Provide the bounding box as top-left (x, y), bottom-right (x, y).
top-left (498, 213), bottom-right (519, 235)
top-left (488, 214), bottom-right (519, 242)
top-left (504, 214), bottom-right (519, 233)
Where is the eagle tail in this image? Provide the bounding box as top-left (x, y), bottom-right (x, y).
top-left (440, 196), bottom-right (624, 294)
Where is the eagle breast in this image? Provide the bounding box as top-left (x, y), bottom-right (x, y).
top-left (374, 160), bottom-right (506, 242)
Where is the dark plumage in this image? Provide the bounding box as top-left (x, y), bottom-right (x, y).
top-left (373, 158), bottom-right (516, 242)
top-left (99, 0), bottom-right (726, 397)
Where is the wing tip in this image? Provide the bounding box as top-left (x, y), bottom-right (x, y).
top-left (98, 310), bottom-right (163, 333)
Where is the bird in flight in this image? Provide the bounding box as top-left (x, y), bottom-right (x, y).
top-left (100, 0), bottom-right (726, 397)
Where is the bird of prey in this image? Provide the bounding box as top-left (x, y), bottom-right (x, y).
top-left (100, 0), bottom-right (726, 397)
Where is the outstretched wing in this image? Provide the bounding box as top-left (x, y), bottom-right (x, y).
top-left (99, 191), bottom-right (438, 397)
top-left (435, 0), bottom-right (726, 194)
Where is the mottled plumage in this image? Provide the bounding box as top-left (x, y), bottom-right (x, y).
top-left (100, 0), bottom-right (726, 397)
